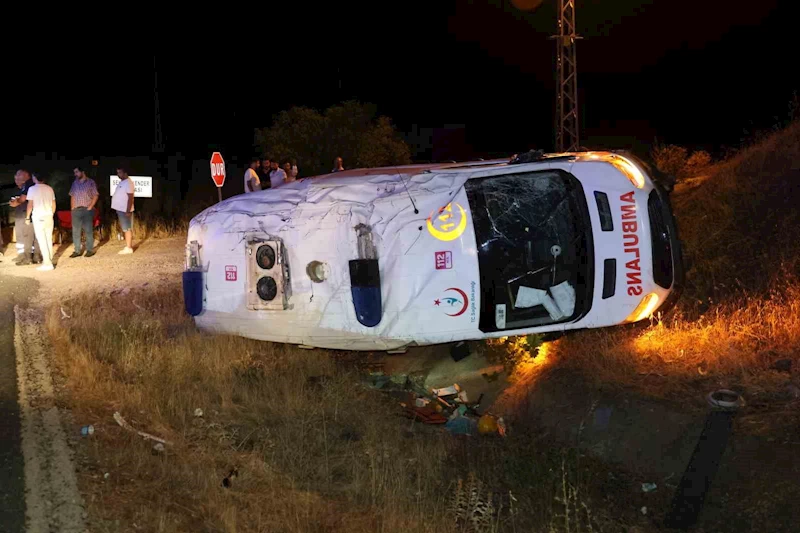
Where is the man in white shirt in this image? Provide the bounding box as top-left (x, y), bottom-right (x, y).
top-left (244, 157), bottom-right (261, 193)
top-left (269, 160), bottom-right (287, 189)
top-left (111, 166), bottom-right (135, 254)
top-left (25, 172), bottom-right (57, 271)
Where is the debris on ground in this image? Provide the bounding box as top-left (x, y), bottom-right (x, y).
top-left (113, 411), bottom-right (172, 445)
top-left (364, 371), bottom-right (507, 437)
top-left (445, 413), bottom-right (478, 436)
top-left (221, 468), bottom-right (238, 488)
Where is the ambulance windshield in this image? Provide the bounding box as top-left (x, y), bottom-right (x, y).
top-left (465, 169), bottom-right (594, 332)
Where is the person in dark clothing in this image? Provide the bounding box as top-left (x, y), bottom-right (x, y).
top-left (259, 156), bottom-right (272, 188)
top-left (8, 169), bottom-right (42, 265)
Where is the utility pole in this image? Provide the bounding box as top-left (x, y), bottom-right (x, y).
top-left (152, 56), bottom-right (168, 215)
top-left (153, 56), bottom-right (164, 154)
top-left (550, 0), bottom-right (581, 152)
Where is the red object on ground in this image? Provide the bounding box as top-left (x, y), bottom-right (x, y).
top-left (56, 209), bottom-right (101, 230)
top-left (56, 209), bottom-right (102, 244)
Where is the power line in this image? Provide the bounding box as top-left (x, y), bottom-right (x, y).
top-left (153, 56), bottom-right (164, 153)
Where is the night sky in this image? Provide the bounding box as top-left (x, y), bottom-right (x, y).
top-left (4, 0), bottom-right (796, 165)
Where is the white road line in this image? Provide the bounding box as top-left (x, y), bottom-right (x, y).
top-left (14, 305), bottom-right (87, 533)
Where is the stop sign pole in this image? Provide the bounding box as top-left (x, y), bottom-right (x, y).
top-left (209, 152), bottom-right (226, 203)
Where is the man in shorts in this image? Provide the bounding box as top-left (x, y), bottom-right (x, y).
top-left (112, 166), bottom-right (135, 254)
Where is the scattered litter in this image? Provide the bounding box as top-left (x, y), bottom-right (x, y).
top-left (642, 482), bottom-right (657, 493)
top-left (389, 373), bottom-right (408, 386)
top-left (152, 443), bottom-right (165, 455)
top-left (433, 384), bottom-right (461, 397)
top-left (194, 408), bottom-right (204, 417)
top-left (364, 373), bottom-right (392, 390)
top-left (113, 412), bottom-right (172, 445)
top-left (401, 402), bottom-right (448, 424)
top-left (222, 468), bottom-right (238, 488)
top-left (60, 306), bottom-right (71, 320)
top-left (103, 473), bottom-right (110, 480)
top-left (497, 417), bottom-right (507, 437)
top-left (80, 425), bottom-right (95, 436)
top-left (362, 369), bottom-right (508, 438)
top-left (445, 413), bottom-right (478, 436)
top-left (477, 414), bottom-right (499, 435)
top-left (641, 506), bottom-right (648, 515)
top-left (706, 389), bottom-right (744, 409)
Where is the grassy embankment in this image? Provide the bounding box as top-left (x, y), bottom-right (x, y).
top-left (47, 120), bottom-right (800, 531)
top-left (537, 120), bottom-right (800, 404)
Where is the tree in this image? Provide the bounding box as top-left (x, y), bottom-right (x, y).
top-left (651, 142), bottom-right (713, 182)
top-left (254, 101), bottom-right (411, 177)
top-left (651, 143), bottom-right (688, 179)
top-left (684, 150), bottom-right (712, 178)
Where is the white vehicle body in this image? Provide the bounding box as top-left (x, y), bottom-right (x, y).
top-left (183, 151), bottom-right (684, 350)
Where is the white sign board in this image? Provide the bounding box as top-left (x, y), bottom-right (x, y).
top-left (109, 176), bottom-right (153, 198)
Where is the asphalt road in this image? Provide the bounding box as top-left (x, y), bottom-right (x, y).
top-left (0, 272), bottom-right (34, 533)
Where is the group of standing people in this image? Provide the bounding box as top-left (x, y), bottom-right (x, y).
top-left (243, 156), bottom-right (346, 194)
top-left (244, 156), bottom-right (298, 194)
top-left (0, 165), bottom-right (136, 271)
top-left (5, 170), bottom-right (56, 270)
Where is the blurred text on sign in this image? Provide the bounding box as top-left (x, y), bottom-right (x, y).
top-left (109, 176), bottom-right (153, 198)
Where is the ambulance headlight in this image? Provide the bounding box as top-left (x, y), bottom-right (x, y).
top-left (624, 292), bottom-right (660, 323)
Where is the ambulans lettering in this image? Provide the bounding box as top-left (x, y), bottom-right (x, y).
top-left (620, 191), bottom-right (643, 296)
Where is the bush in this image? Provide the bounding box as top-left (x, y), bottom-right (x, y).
top-left (651, 143), bottom-right (687, 179)
top-left (652, 144), bottom-right (713, 181)
top-left (684, 150), bottom-right (712, 178)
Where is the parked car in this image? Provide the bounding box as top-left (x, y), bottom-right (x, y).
top-left (183, 150), bottom-right (685, 351)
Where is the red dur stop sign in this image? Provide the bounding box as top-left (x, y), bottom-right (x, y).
top-left (210, 152), bottom-right (226, 187)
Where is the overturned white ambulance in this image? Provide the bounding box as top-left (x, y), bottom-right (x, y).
top-left (183, 150), bottom-right (685, 351)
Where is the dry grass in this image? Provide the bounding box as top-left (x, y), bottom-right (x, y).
top-left (549, 120), bottom-right (800, 403)
top-left (45, 122), bottom-right (800, 530)
top-left (548, 278), bottom-right (800, 405)
top-left (47, 285), bottom-right (631, 532)
top-left (105, 215), bottom-right (190, 240)
top-left (674, 119), bottom-right (800, 301)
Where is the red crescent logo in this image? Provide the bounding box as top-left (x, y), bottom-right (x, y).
top-left (444, 287), bottom-right (468, 317)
